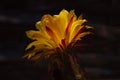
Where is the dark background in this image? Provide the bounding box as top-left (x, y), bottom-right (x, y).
top-left (0, 0), bottom-right (120, 80)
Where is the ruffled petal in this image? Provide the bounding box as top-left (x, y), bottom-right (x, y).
top-left (25, 39), bottom-right (55, 51)
top-left (69, 19), bottom-right (86, 43)
top-left (26, 30), bottom-right (50, 40)
top-left (53, 9), bottom-right (69, 39)
top-left (71, 26), bottom-right (85, 42)
top-left (64, 10), bottom-right (77, 45)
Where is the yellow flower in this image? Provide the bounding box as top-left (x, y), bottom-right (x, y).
top-left (24, 9), bottom-right (92, 63)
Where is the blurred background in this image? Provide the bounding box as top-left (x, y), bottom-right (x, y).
top-left (0, 0), bottom-right (120, 80)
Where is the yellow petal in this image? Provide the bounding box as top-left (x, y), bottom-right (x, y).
top-left (78, 14), bottom-right (83, 20)
top-left (35, 21), bottom-right (42, 30)
top-left (53, 9), bottom-right (69, 39)
top-left (85, 25), bottom-right (94, 29)
top-left (68, 10), bottom-right (77, 21)
top-left (73, 32), bottom-right (92, 41)
top-left (80, 32), bottom-right (92, 39)
top-left (71, 26), bottom-right (85, 42)
top-left (69, 19), bottom-right (86, 43)
top-left (36, 21), bottom-right (51, 38)
top-left (64, 10), bottom-right (77, 45)
top-left (46, 26), bottom-right (61, 47)
top-left (26, 30), bottom-right (50, 40)
top-left (64, 15), bottom-right (74, 45)
top-left (42, 14), bottom-right (62, 40)
top-left (25, 40), bottom-right (54, 50)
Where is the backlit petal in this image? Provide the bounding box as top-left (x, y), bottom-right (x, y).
top-left (53, 9), bottom-right (69, 39)
top-left (69, 19), bottom-right (86, 43)
top-left (26, 30), bottom-right (50, 40)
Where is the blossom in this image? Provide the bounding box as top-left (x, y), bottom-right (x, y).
top-left (24, 9), bottom-right (92, 67)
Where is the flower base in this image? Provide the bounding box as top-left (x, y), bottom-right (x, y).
top-left (52, 55), bottom-right (85, 80)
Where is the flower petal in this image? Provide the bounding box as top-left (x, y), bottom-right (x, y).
top-left (64, 10), bottom-right (77, 45)
top-left (53, 9), bottom-right (69, 39)
top-left (46, 26), bottom-right (61, 47)
top-left (26, 30), bottom-right (50, 40)
top-left (69, 19), bottom-right (86, 43)
top-left (71, 26), bottom-right (85, 42)
top-left (25, 40), bottom-right (55, 51)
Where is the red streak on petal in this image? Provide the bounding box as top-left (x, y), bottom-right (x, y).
top-left (72, 25), bottom-right (85, 41)
top-left (59, 44), bottom-right (64, 50)
top-left (32, 33), bottom-right (39, 38)
top-left (46, 26), bottom-right (54, 36)
top-left (65, 16), bottom-right (74, 36)
top-left (46, 26), bottom-right (59, 44)
top-left (61, 39), bottom-right (66, 47)
top-left (32, 35), bottom-right (35, 37)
